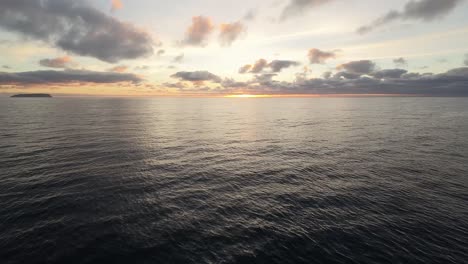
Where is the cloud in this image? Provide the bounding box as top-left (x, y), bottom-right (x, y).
top-left (39, 56), bottom-right (73, 69)
top-left (250, 59), bottom-right (269, 73)
top-left (465, 54), bottom-right (468, 66)
top-left (0, 0), bottom-right (154, 63)
top-left (308, 48), bottom-right (336, 64)
top-left (393, 57), bottom-right (408, 67)
top-left (164, 82), bottom-right (187, 89)
top-left (322, 71), bottom-right (332, 79)
top-left (337, 60), bottom-right (377, 75)
top-left (254, 73), bottom-right (278, 83)
top-left (370, 69), bottom-right (408, 79)
top-left (2, 65), bottom-right (11, 69)
top-left (221, 78), bottom-right (248, 88)
top-left (243, 9), bottom-right (258, 21)
top-left (239, 58), bottom-right (300, 74)
top-left (108, 65), bottom-right (128, 73)
top-left (219, 22), bottom-right (246, 46)
top-left (0, 69), bottom-right (143, 86)
top-left (157, 49), bottom-right (165, 56)
top-left (333, 71), bottom-right (362, 80)
top-left (239, 64), bottom-right (252, 74)
top-left (280, 0), bottom-right (335, 21)
top-left (182, 16), bottom-right (215, 46)
top-left (218, 67), bottom-right (468, 96)
top-left (173, 53), bottom-right (185, 63)
top-left (111, 0), bottom-right (123, 12)
top-left (171, 71), bottom-right (222, 83)
top-left (268, 60), bottom-right (300, 72)
top-left (357, 0), bottom-right (464, 34)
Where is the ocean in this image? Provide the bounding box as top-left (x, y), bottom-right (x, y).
top-left (0, 97), bottom-right (467, 264)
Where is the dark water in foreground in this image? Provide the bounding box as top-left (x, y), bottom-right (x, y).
top-left (1, 97), bottom-right (467, 264)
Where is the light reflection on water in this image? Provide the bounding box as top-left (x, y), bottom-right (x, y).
top-left (0, 97), bottom-right (467, 264)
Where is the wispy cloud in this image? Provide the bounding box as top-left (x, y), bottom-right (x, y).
top-left (239, 58), bottom-right (300, 74)
top-left (280, 0), bottom-right (335, 21)
top-left (219, 22), bottom-right (246, 46)
top-left (108, 65), bottom-right (129, 73)
top-left (357, 0), bottom-right (464, 34)
top-left (393, 57), bottom-right (408, 67)
top-left (173, 53), bottom-right (185, 63)
top-left (39, 56), bottom-right (74, 69)
top-left (243, 8), bottom-right (258, 21)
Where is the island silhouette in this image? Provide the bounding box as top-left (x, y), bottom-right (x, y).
top-left (11, 94), bottom-right (52, 98)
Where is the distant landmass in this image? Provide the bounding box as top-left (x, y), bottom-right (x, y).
top-left (11, 94), bottom-right (52, 98)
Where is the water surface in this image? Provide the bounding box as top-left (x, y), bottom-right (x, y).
top-left (1, 97), bottom-right (467, 263)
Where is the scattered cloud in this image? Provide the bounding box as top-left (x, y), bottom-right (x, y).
top-left (239, 64), bottom-right (252, 74)
top-left (357, 0), bottom-right (464, 34)
top-left (111, 0), bottom-right (123, 12)
top-left (157, 49), bottom-right (166, 56)
top-left (295, 66), bottom-right (312, 81)
top-left (239, 58), bottom-right (300, 74)
top-left (173, 53), bottom-right (185, 63)
top-left (280, 0), bottom-right (335, 21)
top-left (254, 73), bottom-right (278, 83)
top-left (337, 60), bottom-right (377, 75)
top-left (219, 22), bottom-right (246, 46)
top-left (39, 56), bottom-right (74, 69)
top-left (0, 69), bottom-right (143, 86)
top-left (108, 65), bottom-right (129, 73)
top-left (0, 0), bottom-right (154, 63)
top-left (217, 66), bottom-right (468, 96)
top-left (2, 65), bottom-right (11, 69)
top-left (250, 59), bottom-right (269, 73)
top-left (171, 71), bottom-right (222, 84)
top-left (308, 48), bottom-right (337, 64)
top-left (393, 57), bottom-right (408, 67)
top-left (268, 60), bottom-right (300, 72)
top-left (464, 54), bottom-right (468, 66)
top-left (182, 16), bottom-right (215, 46)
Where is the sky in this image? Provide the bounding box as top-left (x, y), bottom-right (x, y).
top-left (1, 0), bottom-right (468, 96)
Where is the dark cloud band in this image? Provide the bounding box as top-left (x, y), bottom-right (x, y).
top-left (0, 70), bottom-right (143, 85)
